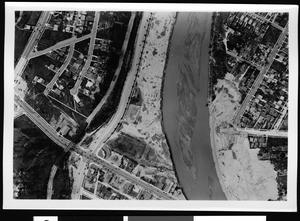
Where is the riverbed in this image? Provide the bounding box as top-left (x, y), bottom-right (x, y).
top-left (162, 12), bottom-right (226, 200)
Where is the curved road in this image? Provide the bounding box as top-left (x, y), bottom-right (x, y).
top-left (85, 12), bottom-right (137, 123)
top-left (70, 12), bottom-right (101, 96)
top-left (87, 12), bottom-right (152, 148)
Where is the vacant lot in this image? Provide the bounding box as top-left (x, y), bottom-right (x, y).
top-left (261, 25), bottom-right (282, 46)
top-left (107, 133), bottom-right (146, 160)
top-left (75, 38), bottom-right (90, 55)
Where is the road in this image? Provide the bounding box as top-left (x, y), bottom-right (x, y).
top-left (222, 127), bottom-right (288, 138)
top-left (70, 157), bottom-right (88, 199)
top-left (226, 51), bottom-right (262, 71)
top-left (86, 12), bottom-right (152, 149)
top-left (273, 101), bottom-right (288, 130)
top-left (22, 11), bottom-right (51, 59)
top-left (75, 148), bottom-right (176, 200)
top-left (14, 111), bottom-right (24, 119)
top-left (70, 12), bottom-right (101, 96)
top-left (14, 94), bottom-right (72, 148)
top-left (234, 26), bottom-right (288, 127)
top-left (15, 11), bottom-right (50, 78)
top-left (44, 43), bottom-right (75, 96)
top-left (81, 188), bottom-right (100, 200)
top-left (14, 104), bottom-right (25, 119)
top-left (14, 57), bottom-right (28, 80)
top-left (85, 12), bottom-right (136, 123)
top-left (28, 33), bottom-right (92, 59)
top-left (248, 12), bottom-right (284, 31)
top-left (46, 165), bottom-right (58, 199)
top-left (237, 128), bottom-right (288, 137)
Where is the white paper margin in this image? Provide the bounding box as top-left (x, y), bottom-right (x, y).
top-left (4, 2), bottom-right (298, 211)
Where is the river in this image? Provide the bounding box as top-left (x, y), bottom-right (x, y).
top-left (162, 12), bottom-right (226, 200)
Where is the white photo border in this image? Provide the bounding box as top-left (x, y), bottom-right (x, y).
top-left (4, 2), bottom-right (298, 211)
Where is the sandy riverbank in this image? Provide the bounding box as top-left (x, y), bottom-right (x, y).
top-left (208, 76), bottom-right (279, 200)
top-left (209, 111), bottom-right (233, 200)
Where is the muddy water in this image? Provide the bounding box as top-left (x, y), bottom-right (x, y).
top-left (162, 12), bottom-right (226, 200)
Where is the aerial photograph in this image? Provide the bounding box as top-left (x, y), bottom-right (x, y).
top-left (13, 9), bottom-right (289, 201)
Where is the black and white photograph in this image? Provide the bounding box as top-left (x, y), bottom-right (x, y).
top-left (3, 2), bottom-right (298, 211)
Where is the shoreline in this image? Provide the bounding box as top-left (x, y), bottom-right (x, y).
top-left (207, 12), bottom-right (232, 200)
top-left (208, 107), bottom-right (233, 200)
top-left (206, 12), bottom-right (216, 106)
top-left (159, 12), bottom-right (189, 200)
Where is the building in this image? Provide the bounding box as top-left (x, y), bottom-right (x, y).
top-left (24, 25), bottom-right (31, 30)
top-left (86, 80), bottom-right (94, 88)
top-left (74, 94), bottom-right (81, 103)
top-left (103, 172), bottom-right (113, 183)
top-left (59, 125), bottom-right (71, 136)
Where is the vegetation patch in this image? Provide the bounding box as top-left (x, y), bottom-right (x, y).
top-left (13, 115), bottom-right (66, 199)
top-left (106, 133), bottom-right (146, 160)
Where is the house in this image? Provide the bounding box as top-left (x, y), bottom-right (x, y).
top-left (123, 182), bottom-right (134, 194)
top-left (140, 191), bottom-right (152, 200)
top-left (54, 88), bottom-right (61, 95)
top-left (53, 24), bottom-right (59, 31)
top-left (37, 78), bottom-right (45, 84)
top-left (59, 125), bottom-right (70, 136)
top-left (48, 64), bottom-right (55, 70)
top-left (24, 25), bottom-right (31, 30)
top-left (58, 84), bottom-right (64, 90)
top-left (73, 63), bottom-right (80, 69)
top-left (86, 80), bottom-right (93, 88)
top-left (74, 95), bottom-right (81, 103)
top-left (103, 172), bottom-right (113, 183)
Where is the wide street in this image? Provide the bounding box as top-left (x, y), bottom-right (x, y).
top-left (86, 12), bottom-right (152, 149)
top-left (223, 127), bottom-right (288, 138)
top-left (15, 11), bottom-right (51, 79)
top-left (28, 34), bottom-right (92, 59)
top-left (248, 12), bottom-right (284, 32)
top-left (226, 50), bottom-right (262, 71)
top-left (75, 148), bottom-right (176, 200)
top-left (22, 11), bottom-right (51, 58)
top-left (70, 11), bottom-right (101, 96)
top-left (237, 128), bottom-right (288, 137)
top-left (70, 157), bottom-right (88, 199)
top-left (273, 102), bottom-right (288, 130)
top-left (14, 94), bottom-right (72, 148)
top-left (85, 12), bottom-right (137, 123)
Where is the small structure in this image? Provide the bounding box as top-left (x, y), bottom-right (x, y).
top-left (53, 24), bottom-right (59, 31)
top-left (86, 80), bottom-right (93, 88)
top-left (59, 125), bottom-right (71, 136)
top-left (24, 25), bottom-right (31, 30)
top-left (74, 94), bottom-right (81, 103)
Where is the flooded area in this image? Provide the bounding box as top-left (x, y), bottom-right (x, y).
top-left (162, 12), bottom-right (226, 200)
